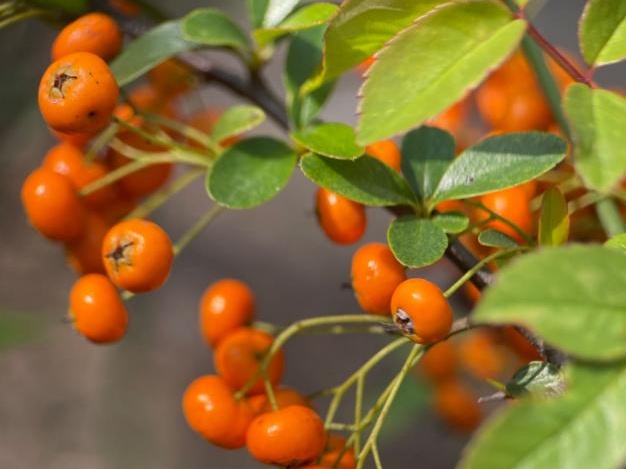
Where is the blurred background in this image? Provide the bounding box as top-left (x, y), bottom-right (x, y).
top-left (0, 0), bottom-right (624, 468)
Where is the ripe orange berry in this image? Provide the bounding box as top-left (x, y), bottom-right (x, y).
top-left (390, 278), bottom-right (453, 344)
top-left (351, 243), bottom-right (406, 316)
top-left (182, 375), bottom-right (254, 449)
top-left (69, 273), bottom-right (129, 343)
top-left (148, 59), bottom-right (195, 96)
top-left (66, 212), bottom-right (110, 274)
top-left (366, 140), bottom-right (402, 172)
top-left (50, 128), bottom-right (93, 149)
top-left (96, 191), bottom-right (137, 225)
top-left (39, 52), bottom-right (119, 135)
top-left (52, 13), bottom-right (123, 62)
top-left (214, 328), bottom-right (285, 395)
top-left (477, 186), bottom-right (533, 243)
top-left (42, 142), bottom-right (115, 209)
top-left (315, 188), bottom-right (367, 245)
top-left (433, 380), bottom-right (482, 432)
top-left (419, 340), bottom-right (458, 383)
top-left (319, 434), bottom-right (356, 469)
top-left (101, 218), bottom-right (173, 292)
top-left (427, 97), bottom-right (471, 139)
top-left (463, 282), bottom-right (482, 304)
top-left (21, 166), bottom-right (86, 241)
top-left (199, 278), bottom-right (255, 348)
top-left (248, 386), bottom-right (311, 415)
top-left (108, 0), bottom-right (141, 17)
top-left (458, 330), bottom-right (505, 380)
top-left (246, 405), bottom-right (326, 466)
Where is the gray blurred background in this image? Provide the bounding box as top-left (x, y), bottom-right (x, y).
top-left (0, 1), bottom-right (623, 468)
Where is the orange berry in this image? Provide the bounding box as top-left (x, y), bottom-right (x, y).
top-left (390, 278), bottom-right (453, 344)
top-left (477, 186), bottom-right (533, 243)
top-left (319, 434), bottom-right (356, 469)
top-left (42, 142), bottom-right (115, 209)
top-left (199, 279), bottom-right (255, 348)
top-left (463, 282), bottom-right (482, 304)
top-left (458, 330), bottom-right (505, 380)
top-left (248, 387), bottom-right (311, 415)
top-left (39, 52), bottom-right (119, 135)
top-left (96, 191), bottom-right (137, 225)
top-left (21, 167), bottom-right (86, 241)
top-left (246, 405), bottom-right (326, 466)
top-left (315, 188), bottom-right (367, 245)
top-left (434, 380), bottom-right (482, 432)
top-left (101, 218), bottom-right (173, 292)
top-left (427, 97), bottom-right (471, 138)
top-left (108, 0), bottom-right (141, 17)
top-left (52, 13), bottom-right (122, 62)
top-left (148, 59), bottom-right (195, 96)
top-left (356, 56), bottom-right (375, 74)
top-left (214, 328), bottom-right (285, 395)
top-left (351, 243), bottom-right (406, 316)
top-left (182, 375), bottom-right (254, 449)
top-left (366, 140), bottom-right (401, 172)
top-left (419, 340), bottom-right (458, 383)
top-left (50, 128), bottom-right (93, 149)
top-left (69, 273), bottom-right (129, 343)
top-left (66, 212), bottom-right (110, 275)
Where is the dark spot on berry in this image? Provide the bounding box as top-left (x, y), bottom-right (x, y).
top-left (52, 73), bottom-right (77, 98)
top-left (394, 308), bottom-right (415, 335)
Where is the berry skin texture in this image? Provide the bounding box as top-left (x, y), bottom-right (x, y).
top-left (390, 278), bottom-right (453, 344)
top-left (246, 405), bottom-right (326, 466)
top-left (199, 279), bottom-right (255, 348)
top-left (182, 375), bottom-right (254, 449)
top-left (351, 243), bottom-right (406, 316)
top-left (315, 188), bottom-right (367, 245)
top-left (419, 340), bottom-right (458, 384)
top-left (434, 380), bottom-right (482, 432)
top-left (365, 140), bottom-right (402, 172)
top-left (52, 13), bottom-right (123, 62)
top-left (477, 186), bottom-right (533, 243)
top-left (214, 328), bottom-right (285, 396)
top-left (66, 212), bottom-right (110, 275)
top-left (69, 273), bottom-right (129, 343)
top-left (39, 52), bottom-right (119, 135)
top-left (21, 166), bottom-right (86, 241)
top-left (101, 218), bottom-right (173, 292)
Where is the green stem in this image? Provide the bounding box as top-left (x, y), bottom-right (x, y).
top-left (595, 198), bottom-right (625, 237)
top-left (143, 113), bottom-right (222, 155)
top-left (125, 169), bottom-right (204, 220)
top-left (356, 345), bottom-right (423, 469)
top-left (371, 443), bottom-right (383, 469)
top-left (80, 159), bottom-right (152, 196)
top-left (109, 137), bottom-right (210, 165)
top-left (567, 192), bottom-right (604, 215)
top-left (263, 376), bottom-right (278, 411)
top-left (0, 7), bottom-right (46, 28)
top-left (353, 375), bottom-right (364, 457)
top-left (172, 205), bottom-right (224, 255)
top-left (85, 122), bottom-right (119, 163)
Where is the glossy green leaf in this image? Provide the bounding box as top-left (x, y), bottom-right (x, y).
top-left (111, 21), bottom-right (196, 86)
top-left (211, 105), bottom-right (266, 143)
top-left (251, 0), bottom-right (302, 27)
top-left (387, 216), bottom-right (448, 268)
top-left (579, 0), bottom-right (626, 67)
top-left (304, 0), bottom-right (450, 92)
top-left (538, 187), bottom-right (569, 247)
top-left (285, 26), bottom-right (336, 128)
top-left (473, 245), bottom-right (626, 360)
top-left (460, 362), bottom-right (626, 469)
top-left (401, 126), bottom-right (455, 202)
top-left (300, 154), bottom-right (416, 206)
top-left (478, 229), bottom-right (518, 248)
top-left (564, 84), bottom-right (626, 193)
top-left (181, 8), bottom-right (250, 54)
top-left (247, 0), bottom-right (269, 28)
top-left (604, 233), bottom-right (626, 253)
top-left (292, 123), bottom-right (364, 160)
top-left (356, 1), bottom-right (526, 144)
top-left (505, 361), bottom-right (567, 399)
top-left (207, 138), bottom-right (297, 209)
top-left (432, 133), bottom-right (566, 202)
top-left (432, 212), bottom-right (469, 234)
top-left (254, 3), bottom-right (338, 46)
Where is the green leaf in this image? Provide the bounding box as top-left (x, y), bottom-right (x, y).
top-left (473, 245), bottom-right (626, 361)
top-left (387, 216), bottom-right (448, 268)
top-left (401, 126), bottom-right (455, 202)
top-left (505, 361), bottom-right (567, 399)
top-left (251, 0), bottom-right (302, 28)
top-left (579, 0), bottom-right (626, 67)
top-left (207, 137), bottom-right (297, 209)
top-left (432, 212), bottom-right (469, 234)
top-left (211, 105), bottom-right (266, 143)
top-left (181, 8), bottom-right (251, 55)
top-left (538, 187), bottom-right (569, 247)
top-left (356, 1), bottom-right (526, 144)
top-left (300, 153), bottom-right (416, 206)
top-left (604, 233), bottom-right (626, 253)
top-left (253, 3), bottom-right (338, 47)
top-left (110, 21), bottom-right (196, 87)
top-left (285, 26), bottom-right (336, 128)
top-left (291, 123), bottom-right (364, 160)
top-left (478, 229), bottom-right (518, 248)
top-left (564, 84), bottom-right (626, 193)
top-left (460, 362), bottom-right (626, 469)
top-left (305, 0), bottom-right (450, 92)
top-left (432, 132), bottom-right (566, 202)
